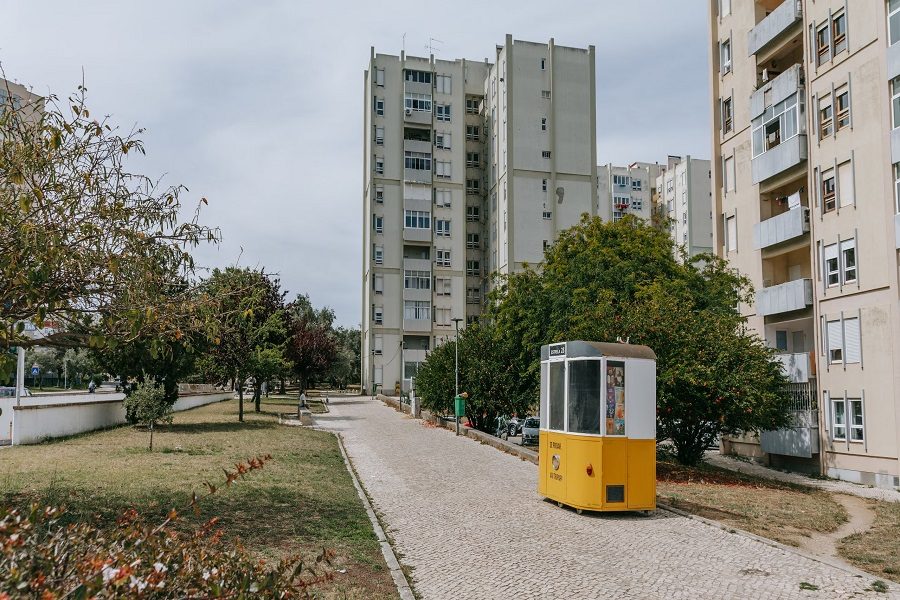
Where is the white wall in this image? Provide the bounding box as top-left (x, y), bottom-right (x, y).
top-left (10, 392), bottom-right (232, 445)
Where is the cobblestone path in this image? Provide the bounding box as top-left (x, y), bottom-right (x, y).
top-left (317, 396), bottom-right (894, 599)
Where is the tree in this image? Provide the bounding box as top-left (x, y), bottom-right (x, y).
top-left (325, 327), bottom-right (361, 389)
top-left (247, 347), bottom-right (289, 412)
top-left (489, 215), bottom-right (791, 464)
top-left (201, 268), bottom-right (286, 421)
top-left (0, 81), bottom-right (220, 380)
top-left (123, 380), bottom-right (172, 450)
top-left (284, 294), bottom-right (337, 392)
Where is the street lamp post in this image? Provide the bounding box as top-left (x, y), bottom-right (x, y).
top-left (452, 317), bottom-right (463, 435)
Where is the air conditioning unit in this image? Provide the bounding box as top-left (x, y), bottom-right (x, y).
top-left (404, 108), bottom-right (412, 116)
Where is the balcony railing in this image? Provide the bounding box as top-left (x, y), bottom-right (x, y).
top-left (774, 352), bottom-right (815, 384)
top-left (748, 0), bottom-right (803, 57)
top-left (757, 278), bottom-right (813, 316)
top-left (760, 378), bottom-right (819, 458)
top-left (754, 207), bottom-right (810, 249)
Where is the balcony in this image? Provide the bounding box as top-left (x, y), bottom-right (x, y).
top-left (753, 207), bottom-right (809, 249)
top-left (774, 352), bottom-right (815, 383)
top-left (403, 257), bottom-right (431, 272)
top-left (402, 227), bottom-right (431, 243)
top-left (752, 134), bottom-right (807, 185)
top-left (757, 278), bottom-right (812, 317)
top-left (761, 380), bottom-right (819, 458)
top-left (748, 0), bottom-right (803, 57)
top-left (889, 41), bottom-right (900, 80)
top-left (403, 318), bottom-right (431, 333)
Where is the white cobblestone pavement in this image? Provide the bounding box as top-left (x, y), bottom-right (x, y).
top-left (316, 396), bottom-right (897, 599)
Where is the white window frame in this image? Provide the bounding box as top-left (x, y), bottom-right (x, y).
top-left (434, 276), bottom-right (452, 296)
top-left (373, 214), bottom-right (383, 233)
top-left (840, 239), bottom-right (857, 284)
top-left (373, 244), bottom-right (384, 265)
top-left (466, 233), bottom-right (480, 249)
top-left (466, 205), bottom-right (480, 222)
top-left (375, 68), bottom-right (385, 87)
top-left (466, 260), bottom-right (480, 276)
top-left (404, 270), bottom-right (431, 290)
top-left (404, 210), bottom-right (431, 229)
top-left (466, 124), bottom-right (480, 140)
top-left (824, 243), bottom-right (839, 287)
top-left (434, 132), bottom-right (451, 150)
top-left (375, 158), bottom-right (384, 175)
top-left (832, 11), bottom-right (847, 56)
top-left (434, 74), bottom-right (452, 95)
top-left (373, 273), bottom-right (384, 294)
top-left (891, 0), bottom-right (900, 46)
top-left (435, 219), bottom-right (451, 237)
top-left (725, 215), bottom-right (737, 252)
top-left (375, 126), bottom-right (384, 145)
top-left (892, 77), bottom-right (900, 130)
top-left (435, 103), bottom-right (451, 122)
top-left (374, 97), bottom-right (385, 116)
top-left (817, 23), bottom-right (831, 65)
top-left (404, 151), bottom-right (432, 171)
top-left (435, 249), bottom-right (451, 268)
top-left (373, 306), bottom-right (384, 325)
top-left (849, 398), bottom-right (864, 442)
top-left (832, 398), bottom-right (846, 440)
top-left (375, 186), bottom-right (384, 204)
top-left (404, 300), bottom-right (431, 321)
top-left (751, 93), bottom-right (801, 158)
top-left (435, 160), bottom-right (452, 179)
top-left (720, 38), bottom-right (732, 74)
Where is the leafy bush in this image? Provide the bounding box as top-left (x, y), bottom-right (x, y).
top-left (0, 455), bottom-right (334, 598)
top-left (124, 381), bottom-right (173, 450)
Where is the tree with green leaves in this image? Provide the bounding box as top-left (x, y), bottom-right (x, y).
top-left (284, 294), bottom-right (338, 392)
top-left (200, 268), bottom-right (286, 421)
top-left (123, 380), bottom-right (172, 451)
top-left (0, 81), bottom-right (220, 382)
top-left (325, 327), bottom-right (361, 389)
top-left (487, 214), bottom-right (791, 464)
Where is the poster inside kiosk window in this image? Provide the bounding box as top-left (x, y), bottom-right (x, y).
top-left (606, 361), bottom-right (626, 435)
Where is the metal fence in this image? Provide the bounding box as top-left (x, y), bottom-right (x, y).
top-left (784, 379), bottom-right (818, 412)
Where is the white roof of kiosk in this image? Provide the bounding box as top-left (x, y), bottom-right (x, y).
top-left (540, 341), bottom-right (656, 362)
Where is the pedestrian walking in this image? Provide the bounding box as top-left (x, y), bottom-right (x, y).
top-left (88, 380), bottom-right (96, 394)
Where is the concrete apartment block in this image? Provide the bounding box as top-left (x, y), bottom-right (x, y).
top-left (709, 0), bottom-right (900, 488)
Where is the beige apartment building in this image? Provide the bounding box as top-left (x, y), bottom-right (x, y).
top-left (597, 162), bottom-right (663, 224)
top-left (656, 156), bottom-right (714, 259)
top-left (362, 37), bottom-right (597, 396)
top-left (710, 0), bottom-right (900, 488)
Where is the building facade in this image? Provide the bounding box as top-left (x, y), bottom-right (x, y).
top-left (709, 0), bottom-right (900, 488)
top-left (597, 162), bottom-right (662, 224)
top-left (656, 156), bottom-right (714, 259)
top-left (362, 37), bottom-right (597, 396)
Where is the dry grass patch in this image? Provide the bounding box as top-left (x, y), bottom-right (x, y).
top-left (838, 500), bottom-right (900, 584)
top-left (0, 397), bottom-right (397, 599)
top-left (657, 458), bottom-right (847, 547)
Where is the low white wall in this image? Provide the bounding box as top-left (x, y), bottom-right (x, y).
top-left (10, 391), bottom-right (232, 445)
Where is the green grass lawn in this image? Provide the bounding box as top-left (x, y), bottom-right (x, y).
top-left (0, 397), bottom-right (397, 599)
top-left (838, 500), bottom-right (900, 584)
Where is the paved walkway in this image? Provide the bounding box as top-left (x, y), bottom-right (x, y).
top-left (317, 397), bottom-right (896, 599)
top-left (705, 452), bottom-right (900, 503)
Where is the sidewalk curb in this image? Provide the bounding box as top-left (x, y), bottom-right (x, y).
top-left (334, 431), bottom-right (416, 600)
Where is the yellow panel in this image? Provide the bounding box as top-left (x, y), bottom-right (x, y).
top-left (626, 439), bottom-right (657, 510)
top-left (600, 437), bottom-right (628, 508)
top-left (537, 431), bottom-right (548, 496)
top-left (545, 431), bottom-right (567, 500)
top-left (565, 437), bottom-right (603, 509)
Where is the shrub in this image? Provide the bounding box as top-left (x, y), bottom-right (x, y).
top-left (123, 381), bottom-right (173, 450)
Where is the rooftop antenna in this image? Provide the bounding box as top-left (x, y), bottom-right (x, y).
top-left (402, 32), bottom-right (406, 54)
top-left (426, 37), bottom-right (444, 55)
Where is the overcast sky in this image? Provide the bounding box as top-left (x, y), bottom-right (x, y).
top-left (1, 0), bottom-right (711, 327)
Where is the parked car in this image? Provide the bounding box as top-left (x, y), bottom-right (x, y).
top-left (0, 387), bottom-right (32, 398)
top-left (520, 417), bottom-right (540, 446)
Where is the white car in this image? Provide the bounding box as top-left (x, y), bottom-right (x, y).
top-left (520, 417), bottom-right (540, 446)
top-left (0, 387), bottom-right (32, 397)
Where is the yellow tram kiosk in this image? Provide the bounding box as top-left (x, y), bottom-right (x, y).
top-left (538, 341), bottom-right (657, 513)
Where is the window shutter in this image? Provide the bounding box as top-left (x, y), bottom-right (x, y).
top-left (838, 161), bottom-right (854, 207)
top-left (844, 317), bottom-right (861, 363)
top-left (827, 320), bottom-right (843, 357)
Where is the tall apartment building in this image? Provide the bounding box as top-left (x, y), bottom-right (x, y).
top-left (709, 0), bottom-right (900, 488)
top-left (656, 156), bottom-right (714, 258)
top-left (597, 162), bottom-right (662, 224)
top-left (362, 37), bottom-right (596, 395)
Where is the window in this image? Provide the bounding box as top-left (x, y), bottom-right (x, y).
top-left (540, 58), bottom-right (546, 70)
top-left (726, 215), bottom-right (737, 252)
top-left (832, 12), bottom-right (847, 55)
top-left (895, 163), bottom-right (900, 213)
top-left (466, 125), bottom-right (480, 141)
top-left (375, 158), bottom-right (384, 174)
top-left (435, 277), bottom-right (451, 296)
top-left (840, 239), bottom-right (857, 283)
top-left (631, 180), bottom-right (642, 191)
top-left (374, 68), bottom-right (385, 87)
top-left (631, 198), bottom-right (643, 211)
top-left (435, 249), bottom-right (451, 267)
top-left (817, 24), bottom-right (831, 65)
top-left (375, 186), bottom-right (384, 204)
top-left (435, 307), bottom-right (451, 326)
top-left (434, 132), bottom-right (451, 150)
top-left (836, 87), bottom-right (850, 130)
top-left (466, 260), bottom-right (480, 276)
top-left (405, 70), bottom-right (431, 84)
top-left (373, 244), bottom-right (383, 264)
top-left (891, 0), bottom-right (900, 46)
top-left (541, 117), bottom-right (548, 131)
top-left (824, 243), bottom-right (840, 287)
top-left (720, 39), bottom-right (732, 74)
top-left (372, 214), bottom-right (383, 233)
top-left (568, 359), bottom-right (604, 434)
top-left (466, 287), bottom-right (481, 304)
top-left (466, 152), bottom-right (480, 167)
top-left (404, 92), bottom-right (432, 112)
top-left (827, 317), bottom-right (862, 364)
top-left (542, 150), bottom-right (551, 159)
top-left (845, 317), bottom-right (861, 363)
top-left (849, 399), bottom-right (864, 441)
top-left (612, 211), bottom-right (624, 223)
top-left (435, 104), bottom-right (451, 122)
top-left (404, 151), bottom-right (432, 171)
top-left (434, 188), bottom-right (451, 207)
top-left (404, 210), bottom-right (430, 229)
top-left (542, 178), bottom-right (548, 192)
top-left (541, 90), bottom-right (551, 99)
top-left (374, 334), bottom-right (383, 355)
top-left (751, 93), bottom-right (800, 157)
top-left (466, 179), bottom-right (480, 194)
top-left (613, 174), bottom-right (630, 187)
top-left (373, 274), bottom-right (384, 294)
top-left (373, 306), bottom-right (383, 325)
top-left (724, 156), bottom-right (735, 192)
top-left (892, 77), bottom-right (900, 129)
top-left (435, 160), bottom-right (452, 179)
top-left (543, 210), bottom-right (552, 220)
top-left (832, 398), bottom-right (846, 440)
top-left (466, 206), bottom-right (480, 222)
top-left (722, 97), bottom-right (733, 133)
top-left (827, 319), bottom-right (843, 363)
top-left (404, 361), bottom-right (423, 380)
top-left (466, 98), bottom-right (479, 114)
top-left (434, 74), bottom-right (451, 94)
top-left (466, 233), bottom-right (480, 249)
top-left (404, 300), bottom-right (430, 321)
top-left (822, 171), bottom-right (836, 212)
top-left (404, 270), bottom-right (430, 290)
top-left (374, 97), bottom-right (384, 116)
top-left (375, 126), bottom-right (384, 145)
top-left (838, 161), bottom-right (854, 208)
top-left (819, 96), bottom-right (833, 137)
top-left (435, 219), bottom-right (451, 237)
top-left (720, 0), bottom-right (731, 17)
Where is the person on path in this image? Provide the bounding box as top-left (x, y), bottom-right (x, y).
top-left (88, 380), bottom-right (96, 394)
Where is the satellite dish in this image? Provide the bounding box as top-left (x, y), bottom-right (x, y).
top-left (555, 186), bottom-right (565, 204)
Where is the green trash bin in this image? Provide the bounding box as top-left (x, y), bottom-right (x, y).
top-left (454, 394), bottom-right (466, 418)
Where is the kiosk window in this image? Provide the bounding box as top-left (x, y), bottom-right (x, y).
top-left (540, 362), bottom-right (549, 429)
top-left (605, 361), bottom-right (626, 435)
top-left (549, 362), bottom-right (565, 431)
top-left (567, 360), bottom-right (603, 434)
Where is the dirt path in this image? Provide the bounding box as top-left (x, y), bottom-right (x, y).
top-left (797, 494), bottom-right (876, 559)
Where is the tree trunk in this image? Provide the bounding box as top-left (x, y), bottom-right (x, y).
top-left (149, 421), bottom-right (154, 451)
top-left (279, 377), bottom-right (286, 394)
top-left (254, 383), bottom-right (261, 412)
top-left (238, 385), bottom-right (244, 422)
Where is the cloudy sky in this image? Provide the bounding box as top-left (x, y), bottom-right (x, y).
top-left (1, 0), bottom-right (711, 327)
